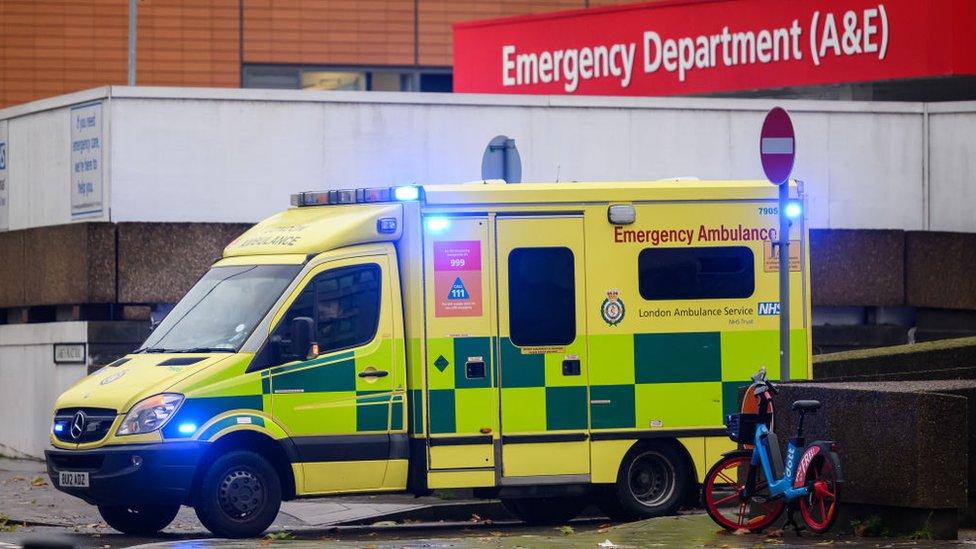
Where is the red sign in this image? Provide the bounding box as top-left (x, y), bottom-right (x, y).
top-left (433, 240), bottom-right (483, 317)
top-left (453, 0), bottom-right (976, 96)
top-left (760, 107), bottom-right (795, 185)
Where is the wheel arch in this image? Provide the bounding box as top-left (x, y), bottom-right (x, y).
top-left (608, 438), bottom-right (700, 507)
top-left (189, 430), bottom-right (297, 504)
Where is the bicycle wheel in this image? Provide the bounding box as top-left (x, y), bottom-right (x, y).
top-left (799, 454), bottom-right (841, 533)
top-left (703, 453), bottom-right (785, 532)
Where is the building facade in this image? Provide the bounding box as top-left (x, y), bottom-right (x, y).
top-left (0, 0), bottom-right (645, 108)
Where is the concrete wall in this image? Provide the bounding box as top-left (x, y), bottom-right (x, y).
top-left (0, 87), bottom-right (973, 233)
top-left (0, 322), bottom-right (88, 459)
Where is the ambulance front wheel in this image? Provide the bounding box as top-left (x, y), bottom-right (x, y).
top-left (598, 443), bottom-right (688, 521)
top-left (97, 504), bottom-right (180, 535)
top-left (194, 450), bottom-right (282, 538)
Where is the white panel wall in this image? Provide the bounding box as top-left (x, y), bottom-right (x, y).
top-left (0, 89), bottom-right (111, 231)
top-left (929, 108), bottom-right (976, 233)
top-left (0, 87), bottom-right (974, 232)
top-left (0, 322), bottom-right (88, 459)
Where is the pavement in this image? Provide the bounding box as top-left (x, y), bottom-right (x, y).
top-left (5, 457), bottom-right (976, 548)
top-left (0, 458), bottom-right (505, 534)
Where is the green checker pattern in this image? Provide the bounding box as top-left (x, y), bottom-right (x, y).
top-left (264, 350), bottom-right (401, 435)
top-left (426, 330), bottom-right (807, 435)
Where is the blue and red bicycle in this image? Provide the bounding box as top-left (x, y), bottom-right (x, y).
top-left (703, 368), bottom-right (843, 534)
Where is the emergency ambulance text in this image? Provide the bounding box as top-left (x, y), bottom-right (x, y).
top-left (613, 224), bottom-right (777, 245)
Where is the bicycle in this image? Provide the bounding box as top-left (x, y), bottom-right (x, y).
top-left (702, 368), bottom-right (843, 534)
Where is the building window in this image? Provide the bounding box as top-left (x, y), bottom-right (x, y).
top-left (301, 71), bottom-right (366, 91)
top-left (638, 246), bottom-right (755, 301)
top-left (243, 65), bottom-right (452, 92)
top-left (508, 247), bottom-right (575, 346)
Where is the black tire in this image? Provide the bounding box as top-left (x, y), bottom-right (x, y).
top-left (500, 496), bottom-right (587, 525)
top-left (597, 443), bottom-right (688, 522)
top-left (193, 450), bottom-right (282, 538)
top-left (97, 504), bottom-right (180, 535)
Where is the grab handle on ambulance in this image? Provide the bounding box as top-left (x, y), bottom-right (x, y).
top-left (465, 357), bottom-right (486, 379)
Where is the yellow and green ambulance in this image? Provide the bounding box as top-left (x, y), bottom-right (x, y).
top-left (45, 180), bottom-right (811, 537)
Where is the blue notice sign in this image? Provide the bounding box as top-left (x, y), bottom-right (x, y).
top-left (447, 277), bottom-right (470, 300)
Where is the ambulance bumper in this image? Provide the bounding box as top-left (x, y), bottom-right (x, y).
top-left (45, 442), bottom-right (205, 507)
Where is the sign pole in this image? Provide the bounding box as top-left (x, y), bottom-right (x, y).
top-left (778, 181), bottom-right (790, 381)
top-left (759, 106), bottom-right (796, 382)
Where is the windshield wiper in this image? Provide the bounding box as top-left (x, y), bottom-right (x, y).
top-left (136, 347), bottom-right (171, 354)
top-left (171, 347), bottom-right (235, 353)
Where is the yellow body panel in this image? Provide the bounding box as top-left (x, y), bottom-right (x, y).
top-left (591, 440), bottom-right (636, 483)
top-left (300, 460), bottom-right (391, 495)
top-left (427, 469), bottom-right (495, 489)
top-left (429, 444), bottom-right (494, 469)
top-left (502, 442), bottom-right (590, 477)
top-left (214, 254), bottom-right (308, 266)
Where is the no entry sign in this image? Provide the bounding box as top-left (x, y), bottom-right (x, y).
top-left (760, 107), bottom-right (795, 185)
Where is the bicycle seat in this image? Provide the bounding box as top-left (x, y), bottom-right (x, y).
top-left (791, 400), bottom-right (821, 412)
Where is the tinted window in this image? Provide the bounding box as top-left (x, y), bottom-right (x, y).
top-left (638, 247), bottom-right (755, 300)
top-left (279, 264), bottom-right (382, 354)
top-left (508, 247), bottom-right (575, 346)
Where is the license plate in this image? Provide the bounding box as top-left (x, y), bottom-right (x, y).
top-left (59, 471), bottom-right (89, 488)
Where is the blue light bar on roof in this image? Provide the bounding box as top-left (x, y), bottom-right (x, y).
top-left (393, 186), bottom-right (420, 201)
top-left (290, 185), bottom-right (420, 207)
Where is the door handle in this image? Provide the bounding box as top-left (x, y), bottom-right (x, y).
top-left (358, 369), bottom-right (389, 378)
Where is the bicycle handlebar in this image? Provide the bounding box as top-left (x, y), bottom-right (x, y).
top-left (751, 367), bottom-right (779, 397)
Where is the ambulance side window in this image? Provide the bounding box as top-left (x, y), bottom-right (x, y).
top-left (271, 263), bottom-right (382, 363)
top-left (508, 247), bottom-right (575, 346)
top-left (638, 246), bottom-right (755, 300)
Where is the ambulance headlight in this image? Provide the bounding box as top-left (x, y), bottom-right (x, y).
top-left (117, 393), bottom-right (184, 436)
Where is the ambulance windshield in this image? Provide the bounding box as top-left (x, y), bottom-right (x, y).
top-left (138, 264), bottom-right (301, 354)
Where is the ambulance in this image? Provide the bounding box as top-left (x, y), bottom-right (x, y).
top-left (45, 180), bottom-right (811, 538)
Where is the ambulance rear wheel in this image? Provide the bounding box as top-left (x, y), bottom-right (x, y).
top-left (194, 450), bottom-right (282, 538)
top-left (501, 496), bottom-right (587, 525)
top-left (599, 443), bottom-right (688, 521)
top-left (98, 504), bottom-right (180, 535)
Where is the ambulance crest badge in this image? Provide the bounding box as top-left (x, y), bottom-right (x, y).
top-left (601, 289), bottom-right (625, 326)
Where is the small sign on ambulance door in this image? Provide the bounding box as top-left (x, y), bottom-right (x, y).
top-left (433, 240), bottom-right (483, 317)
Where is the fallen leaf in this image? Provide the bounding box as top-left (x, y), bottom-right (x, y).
top-left (30, 476), bottom-right (48, 487)
top-left (733, 527), bottom-right (751, 535)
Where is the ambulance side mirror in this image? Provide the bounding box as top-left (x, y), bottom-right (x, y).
top-left (290, 317), bottom-right (316, 361)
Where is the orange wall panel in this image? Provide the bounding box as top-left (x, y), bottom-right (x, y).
top-left (418, 0), bottom-right (585, 66)
top-left (0, 0), bottom-right (240, 108)
top-left (242, 0), bottom-right (416, 67)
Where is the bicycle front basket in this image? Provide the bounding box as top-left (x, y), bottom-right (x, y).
top-left (725, 413), bottom-right (764, 444)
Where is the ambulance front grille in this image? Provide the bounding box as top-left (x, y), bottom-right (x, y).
top-left (53, 408), bottom-right (117, 444)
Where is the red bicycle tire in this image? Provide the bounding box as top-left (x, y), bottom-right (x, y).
top-left (703, 453), bottom-right (785, 532)
top-left (799, 455), bottom-right (841, 533)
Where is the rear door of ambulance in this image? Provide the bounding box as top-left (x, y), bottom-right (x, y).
top-left (494, 215), bottom-right (590, 480)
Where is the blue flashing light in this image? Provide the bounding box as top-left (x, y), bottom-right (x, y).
top-left (784, 201), bottom-right (802, 220)
top-left (53, 424), bottom-right (64, 433)
top-left (393, 186), bottom-right (419, 201)
top-left (425, 217), bottom-right (451, 233)
top-left (177, 423), bottom-right (197, 435)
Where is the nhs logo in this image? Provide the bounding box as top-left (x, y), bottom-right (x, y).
top-left (758, 302), bottom-right (780, 316)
